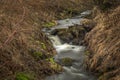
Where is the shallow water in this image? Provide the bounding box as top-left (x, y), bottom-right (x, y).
top-left (43, 10), bottom-right (97, 80)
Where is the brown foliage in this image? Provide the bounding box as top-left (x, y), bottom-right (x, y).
top-left (85, 5), bottom-right (120, 80)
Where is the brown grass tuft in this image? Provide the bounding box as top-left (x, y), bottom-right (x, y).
top-left (85, 5), bottom-right (120, 80)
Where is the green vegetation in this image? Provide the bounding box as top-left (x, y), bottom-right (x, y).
top-left (85, 50), bottom-right (91, 56)
top-left (46, 58), bottom-right (62, 71)
top-left (46, 58), bottom-right (55, 64)
top-left (32, 52), bottom-right (44, 60)
top-left (16, 72), bottom-right (34, 80)
top-left (42, 21), bottom-right (56, 27)
top-left (79, 27), bottom-right (85, 30)
top-left (41, 43), bottom-right (46, 49)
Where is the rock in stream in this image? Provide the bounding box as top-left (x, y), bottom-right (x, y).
top-left (43, 10), bottom-right (97, 80)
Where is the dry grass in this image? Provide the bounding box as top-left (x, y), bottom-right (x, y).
top-left (0, 1), bottom-right (56, 79)
top-left (85, 5), bottom-right (120, 80)
top-left (0, 0), bottom-right (94, 80)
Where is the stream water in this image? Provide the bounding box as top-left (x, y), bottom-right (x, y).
top-left (43, 10), bottom-right (97, 80)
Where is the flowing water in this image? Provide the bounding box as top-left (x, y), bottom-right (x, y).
top-left (43, 10), bottom-right (97, 80)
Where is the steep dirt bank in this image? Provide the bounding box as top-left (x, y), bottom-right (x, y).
top-left (0, 1), bottom-right (57, 79)
top-left (85, 4), bottom-right (120, 80)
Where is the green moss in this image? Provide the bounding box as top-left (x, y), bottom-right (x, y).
top-left (32, 51), bottom-right (45, 60)
top-left (79, 27), bottom-right (85, 30)
top-left (61, 58), bottom-right (73, 66)
top-left (42, 22), bottom-right (56, 27)
top-left (16, 72), bottom-right (34, 80)
top-left (50, 62), bottom-right (62, 71)
top-left (85, 50), bottom-right (91, 56)
top-left (46, 58), bottom-right (62, 71)
top-left (41, 43), bottom-right (46, 49)
top-left (33, 52), bottom-right (43, 57)
top-left (46, 58), bottom-right (55, 64)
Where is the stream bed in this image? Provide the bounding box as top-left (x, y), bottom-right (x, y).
top-left (43, 10), bottom-right (97, 80)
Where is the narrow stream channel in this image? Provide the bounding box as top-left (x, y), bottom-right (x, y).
top-left (43, 10), bottom-right (97, 80)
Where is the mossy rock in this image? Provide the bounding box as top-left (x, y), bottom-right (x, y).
top-left (50, 62), bottom-right (63, 72)
top-left (61, 58), bottom-right (74, 66)
top-left (46, 58), bottom-right (63, 72)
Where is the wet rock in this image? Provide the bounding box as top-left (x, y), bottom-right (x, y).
top-left (60, 58), bottom-right (74, 66)
top-left (52, 25), bottom-right (88, 45)
top-left (81, 10), bottom-right (92, 18)
top-left (42, 28), bottom-right (51, 32)
top-left (50, 29), bottom-right (58, 35)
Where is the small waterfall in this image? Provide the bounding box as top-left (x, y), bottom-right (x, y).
top-left (48, 35), bottom-right (62, 46)
top-left (44, 10), bottom-right (97, 80)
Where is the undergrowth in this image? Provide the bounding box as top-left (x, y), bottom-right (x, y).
top-left (16, 72), bottom-right (35, 80)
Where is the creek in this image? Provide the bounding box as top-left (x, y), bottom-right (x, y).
top-left (42, 10), bottom-right (97, 80)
